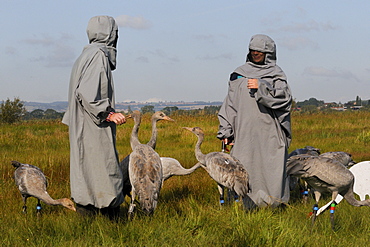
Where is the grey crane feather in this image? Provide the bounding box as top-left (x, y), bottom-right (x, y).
top-left (12, 161), bottom-right (76, 214)
top-left (127, 111), bottom-right (163, 218)
top-left (183, 127), bottom-right (249, 205)
top-left (287, 154), bottom-right (370, 230)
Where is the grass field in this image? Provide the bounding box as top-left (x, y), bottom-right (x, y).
top-left (1, 111), bottom-right (370, 246)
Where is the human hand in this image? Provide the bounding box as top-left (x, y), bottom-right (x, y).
top-left (223, 138), bottom-right (234, 146)
top-left (109, 113), bottom-right (126, 125)
top-left (247, 78), bottom-right (258, 89)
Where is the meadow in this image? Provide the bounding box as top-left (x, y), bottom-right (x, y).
top-left (1, 111), bottom-right (370, 246)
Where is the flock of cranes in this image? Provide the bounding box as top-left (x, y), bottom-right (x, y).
top-left (10, 111), bottom-right (370, 231)
top-left (287, 148), bottom-right (370, 230)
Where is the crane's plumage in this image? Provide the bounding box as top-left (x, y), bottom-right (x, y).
top-left (160, 157), bottom-right (201, 181)
top-left (288, 149), bottom-right (355, 203)
top-left (183, 127), bottom-right (249, 205)
top-left (128, 111), bottom-right (163, 217)
top-left (288, 146), bottom-right (321, 202)
top-left (287, 154), bottom-right (370, 230)
top-left (120, 111), bottom-right (174, 199)
top-left (12, 161), bottom-right (76, 213)
top-left (319, 151), bottom-right (356, 168)
top-left (288, 146), bottom-right (321, 158)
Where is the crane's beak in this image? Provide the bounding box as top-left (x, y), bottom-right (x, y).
top-left (164, 116), bottom-right (175, 122)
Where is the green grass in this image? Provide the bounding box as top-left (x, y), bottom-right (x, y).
top-left (2, 112), bottom-right (370, 246)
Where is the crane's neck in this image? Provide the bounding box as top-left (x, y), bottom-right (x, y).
top-left (38, 191), bottom-right (59, 205)
top-left (344, 187), bottom-right (370, 206)
top-left (195, 133), bottom-right (206, 164)
top-left (147, 117), bottom-right (158, 149)
top-left (130, 120), bottom-right (141, 150)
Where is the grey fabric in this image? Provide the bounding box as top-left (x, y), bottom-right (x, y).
top-left (217, 34), bottom-right (292, 208)
top-left (62, 16), bottom-right (123, 208)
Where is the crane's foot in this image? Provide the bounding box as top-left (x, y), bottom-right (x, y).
top-left (22, 205), bottom-right (27, 214)
top-left (301, 190), bottom-right (309, 204)
top-left (128, 203), bottom-right (135, 220)
top-left (311, 203), bottom-right (319, 232)
top-left (227, 190), bottom-right (239, 203)
top-left (36, 204), bottom-right (42, 216)
top-left (234, 195), bottom-right (240, 203)
top-left (330, 202), bottom-right (337, 231)
top-left (219, 194), bottom-right (225, 206)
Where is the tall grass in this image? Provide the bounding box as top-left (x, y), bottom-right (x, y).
top-left (1, 112), bottom-right (370, 246)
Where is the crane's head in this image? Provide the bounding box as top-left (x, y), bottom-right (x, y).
top-left (182, 127), bottom-right (204, 136)
top-left (152, 111), bottom-right (175, 122)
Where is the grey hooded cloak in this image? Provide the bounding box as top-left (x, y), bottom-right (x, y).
top-left (62, 16), bottom-right (123, 209)
top-left (217, 34), bottom-right (292, 208)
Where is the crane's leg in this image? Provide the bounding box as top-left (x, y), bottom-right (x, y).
top-left (300, 180), bottom-right (309, 203)
top-left (22, 195), bottom-right (28, 214)
top-left (217, 184), bottom-right (225, 205)
top-left (311, 203), bottom-right (319, 227)
top-left (227, 189), bottom-right (239, 203)
top-left (329, 201), bottom-right (337, 230)
top-left (311, 191), bottom-right (321, 231)
top-left (36, 199), bottom-right (42, 215)
top-left (128, 190), bottom-right (136, 220)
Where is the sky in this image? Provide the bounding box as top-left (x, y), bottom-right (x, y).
top-left (1, 0), bottom-right (370, 104)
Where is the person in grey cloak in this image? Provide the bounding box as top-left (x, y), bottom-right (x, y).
top-left (217, 34), bottom-right (292, 209)
top-left (62, 16), bottom-right (126, 217)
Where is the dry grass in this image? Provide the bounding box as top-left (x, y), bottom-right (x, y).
top-left (2, 112), bottom-right (370, 246)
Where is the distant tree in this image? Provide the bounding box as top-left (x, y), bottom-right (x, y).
top-left (127, 105), bottom-right (133, 114)
top-left (29, 109), bottom-right (45, 119)
top-left (161, 106), bottom-right (178, 116)
top-left (141, 105), bottom-right (155, 114)
top-left (203, 105), bottom-right (220, 115)
top-left (355, 96), bottom-right (362, 106)
top-left (44, 109), bottom-right (63, 119)
top-left (291, 99), bottom-right (297, 111)
top-left (296, 97), bottom-right (324, 108)
top-left (0, 97), bottom-right (26, 124)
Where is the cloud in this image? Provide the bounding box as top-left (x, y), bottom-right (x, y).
top-left (280, 20), bottom-right (336, 33)
top-left (266, 20), bottom-right (337, 34)
top-left (193, 34), bottom-right (227, 43)
top-left (197, 53), bottom-right (234, 60)
top-left (115, 15), bottom-right (152, 30)
top-left (5, 46), bottom-right (17, 55)
top-left (44, 44), bottom-right (76, 67)
top-left (23, 33), bottom-right (76, 67)
top-left (303, 66), bottom-right (360, 82)
top-left (135, 56), bottom-right (149, 63)
top-left (279, 36), bottom-right (319, 50)
top-left (149, 49), bottom-right (179, 62)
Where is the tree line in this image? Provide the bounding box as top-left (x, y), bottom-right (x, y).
top-left (1, 96), bottom-right (370, 124)
top-left (0, 97), bottom-right (221, 124)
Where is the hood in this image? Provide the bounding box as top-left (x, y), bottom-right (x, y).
top-left (247, 34), bottom-right (276, 66)
top-left (86, 16), bottom-right (118, 70)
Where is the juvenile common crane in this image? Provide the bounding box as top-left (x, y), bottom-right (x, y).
top-left (183, 127), bottom-right (249, 205)
top-left (12, 161), bottom-right (76, 214)
top-left (120, 111), bottom-right (175, 198)
top-left (128, 111), bottom-right (163, 218)
top-left (287, 154), bottom-right (370, 230)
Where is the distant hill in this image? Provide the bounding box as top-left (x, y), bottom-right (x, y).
top-left (24, 101), bottom-right (223, 112)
